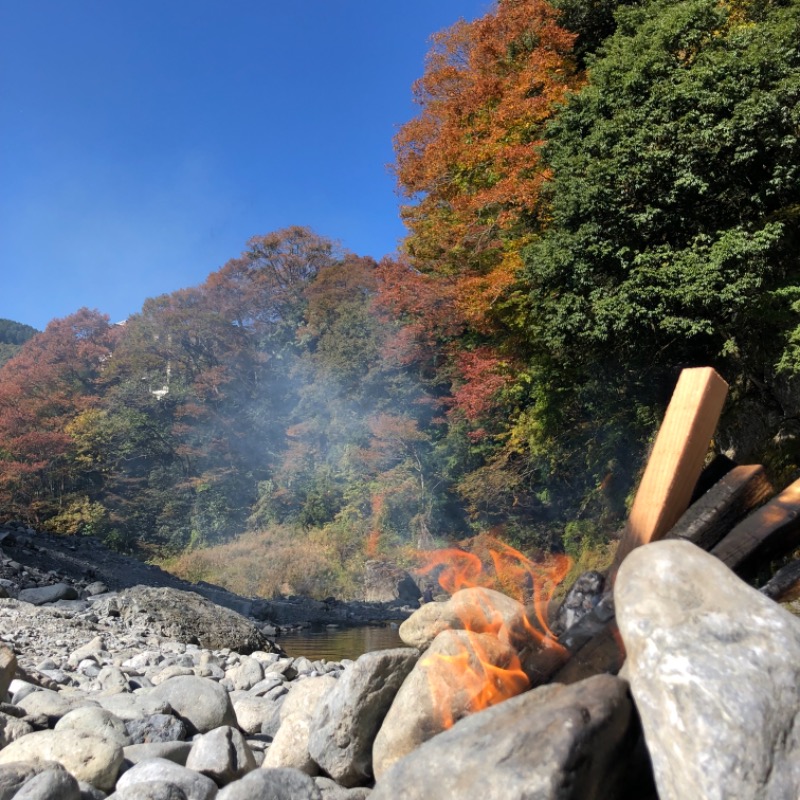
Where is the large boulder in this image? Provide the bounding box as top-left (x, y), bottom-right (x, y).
top-left (363, 561), bottom-right (419, 604)
top-left (111, 586), bottom-right (272, 654)
top-left (371, 675), bottom-right (641, 800)
top-left (616, 540), bottom-right (800, 800)
top-left (308, 648), bottom-right (418, 787)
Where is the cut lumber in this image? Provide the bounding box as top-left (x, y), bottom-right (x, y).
top-left (666, 465), bottom-right (774, 551)
top-left (610, 367), bottom-right (728, 580)
top-left (711, 477), bottom-right (800, 577)
top-left (760, 559), bottom-right (800, 603)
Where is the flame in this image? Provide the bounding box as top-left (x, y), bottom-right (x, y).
top-left (414, 534), bottom-right (572, 728)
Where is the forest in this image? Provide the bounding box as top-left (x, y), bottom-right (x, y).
top-left (1, 0), bottom-right (798, 598)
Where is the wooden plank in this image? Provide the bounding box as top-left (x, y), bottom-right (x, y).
top-left (711, 478), bottom-right (800, 577)
top-left (610, 367), bottom-right (728, 580)
top-left (666, 465), bottom-right (774, 551)
top-left (760, 559), bottom-right (800, 603)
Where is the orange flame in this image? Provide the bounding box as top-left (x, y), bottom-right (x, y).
top-left (415, 534), bottom-right (572, 729)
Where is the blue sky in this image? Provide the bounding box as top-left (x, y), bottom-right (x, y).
top-left (0, 1), bottom-right (492, 331)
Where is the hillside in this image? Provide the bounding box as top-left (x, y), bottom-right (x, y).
top-left (0, 318), bottom-right (38, 368)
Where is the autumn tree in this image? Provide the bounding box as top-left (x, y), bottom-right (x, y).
top-left (0, 309), bottom-right (116, 526)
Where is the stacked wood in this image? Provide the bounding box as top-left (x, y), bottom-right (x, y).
top-left (548, 366), bottom-right (800, 686)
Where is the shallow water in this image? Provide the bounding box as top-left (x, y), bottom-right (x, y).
top-left (275, 623), bottom-right (405, 661)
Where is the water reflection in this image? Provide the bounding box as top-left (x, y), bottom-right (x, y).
top-left (275, 623), bottom-right (405, 661)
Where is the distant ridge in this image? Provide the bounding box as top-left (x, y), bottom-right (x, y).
top-left (0, 318), bottom-right (38, 368)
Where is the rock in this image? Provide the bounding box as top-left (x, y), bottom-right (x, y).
top-left (372, 629), bottom-right (525, 778)
top-left (372, 675), bottom-right (638, 800)
top-left (115, 759), bottom-right (218, 800)
top-left (113, 586), bottom-right (271, 654)
top-left (123, 741), bottom-right (194, 767)
top-left (0, 762), bottom-right (58, 800)
top-left (149, 676), bottom-right (237, 734)
top-left (185, 726), bottom-right (257, 786)
top-left (279, 675), bottom-right (336, 721)
top-left (232, 696), bottom-right (277, 736)
top-left (217, 768), bottom-right (321, 800)
top-left (16, 689), bottom-right (92, 724)
top-left (262, 713), bottom-right (318, 775)
top-left (0, 647), bottom-right (16, 700)
top-left (398, 588), bottom-right (531, 651)
top-left (615, 540), bottom-right (800, 800)
top-left (111, 783), bottom-right (189, 800)
top-left (226, 657), bottom-right (263, 691)
top-left (363, 561), bottom-right (419, 604)
top-left (0, 710), bottom-right (34, 746)
top-left (83, 581), bottom-right (109, 596)
top-left (309, 648), bottom-right (418, 786)
top-left (12, 765), bottom-right (81, 800)
top-left (18, 583), bottom-right (78, 605)
top-left (54, 705), bottom-right (132, 747)
top-left (0, 730), bottom-right (123, 790)
top-left (315, 776), bottom-right (373, 800)
top-left (95, 693), bottom-right (172, 721)
top-left (125, 714), bottom-right (187, 744)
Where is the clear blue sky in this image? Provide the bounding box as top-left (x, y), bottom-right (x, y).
top-left (0, 1), bottom-right (492, 331)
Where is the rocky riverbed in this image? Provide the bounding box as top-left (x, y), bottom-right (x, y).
top-left (1, 523), bottom-right (800, 798)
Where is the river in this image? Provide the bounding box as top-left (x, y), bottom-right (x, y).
top-left (275, 623), bottom-right (406, 661)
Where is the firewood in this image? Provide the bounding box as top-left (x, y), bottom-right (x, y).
top-left (760, 559), bottom-right (800, 603)
top-left (711, 478), bottom-right (800, 577)
top-left (666, 465), bottom-right (774, 551)
top-left (610, 367), bottom-right (729, 580)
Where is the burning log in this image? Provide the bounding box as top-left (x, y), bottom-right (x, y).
top-left (609, 367), bottom-right (729, 580)
top-left (710, 477), bottom-right (800, 578)
top-left (665, 464), bottom-right (774, 550)
top-left (760, 559), bottom-right (800, 603)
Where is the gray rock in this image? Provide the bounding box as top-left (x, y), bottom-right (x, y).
top-left (616, 540), bottom-right (800, 800)
top-left (115, 758), bottom-right (217, 800)
top-left (309, 648), bottom-right (418, 786)
top-left (95, 692), bottom-right (172, 721)
top-left (54, 705), bottom-right (132, 747)
top-left (398, 588), bottom-right (531, 651)
top-left (0, 762), bottom-right (55, 800)
top-left (13, 766), bottom-right (81, 800)
top-left (226, 657), bottom-right (263, 691)
top-left (78, 781), bottom-right (107, 800)
top-left (15, 689), bottom-right (82, 724)
top-left (125, 713), bottom-right (187, 745)
top-left (315, 776), bottom-right (372, 800)
top-left (363, 561), bottom-right (419, 604)
top-left (0, 710), bottom-right (34, 747)
top-left (262, 713), bottom-right (318, 775)
top-left (232, 695), bottom-right (276, 736)
top-left (83, 581), bottom-right (109, 596)
top-left (0, 730), bottom-right (123, 791)
top-left (149, 676), bottom-right (237, 735)
top-left (111, 782), bottom-right (189, 800)
top-left (18, 583), bottom-right (78, 605)
top-left (372, 629), bottom-right (525, 778)
top-left (0, 647), bottom-right (16, 701)
top-left (123, 741), bottom-right (194, 767)
top-left (185, 726), bottom-right (257, 786)
top-left (279, 675), bottom-right (336, 721)
top-left (113, 586), bottom-right (271, 654)
top-left (371, 675), bottom-right (636, 800)
top-left (217, 768), bottom-right (321, 800)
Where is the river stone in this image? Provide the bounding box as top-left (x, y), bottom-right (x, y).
top-left (372, 629), bottom-right (525, 779)
top-left (95, 692), bottom-right (172, 721)
top-left (226, 657), bottom-right (264, 691)
top-left (0, 762), bottom-right (60, 800)
top-left (123, 741), bottom-right (194, 767)
top-left (12, 765), bottom-right (80, 800)
top-left (308, 648), bottom-right (418, 786)
top-left (115, 758), bottom-right (217, 800)
top-left (113, 586), bottom-right (271, 654)
top-left (263, 713), bottom-right (318, 775)
top-left (615, 540), bottom-right (800, 800)
top-left (54, 705), bottom-right (132, 747)
top-left (0, 730), bottom-right (123, 790)
top-left (111, 783), bottom-right (189, 800)
top-left (149, 676), bottom-right (237, 734)
top-left (216, 768), bottom-right (321, 800)
top-left (232, 696), bottom-right (275, 736)
top-left (0, 711), bottom-right (33, 747)
top-left (371, 674), bottom-right (636, 800)
top-left (126, 713), bottom-right (187, 744)
top-left (18, 583), bottom-right (78, 605)
top-left (279, 675), bottom-right (337, 721)
top-left (0, 647), bottom-right (16, 701)
top-left (314, 776), bottom-right (372, 800)
top-left (398, 588), bottom-right (531, 650)
top-left (185, 726), bottom-right (257, 786)
top-left (16, 688), bottom-right (87, 722)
